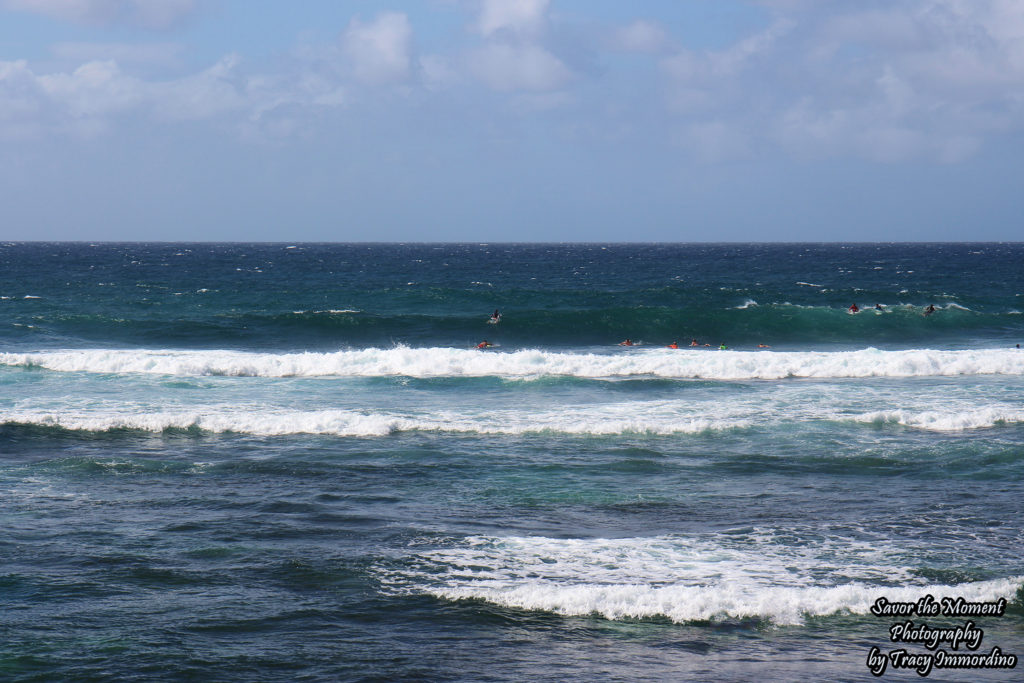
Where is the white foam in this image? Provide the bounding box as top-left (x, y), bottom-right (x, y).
top-left (853, 407), bottom-right (1024, 431)
top-left (8, 394), bottom-right (1019, 436)
top-left (2, 409), bottom-right (404, 437)
top-left (379, 534), bottom-right (1023, 626)
top-left (0, 404), bottom-right (748, 437)
top-left (2, 347), bottom-right (1023, 380)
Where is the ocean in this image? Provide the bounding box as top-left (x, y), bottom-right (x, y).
top-left (1, 242), bottom-right (1022, 682)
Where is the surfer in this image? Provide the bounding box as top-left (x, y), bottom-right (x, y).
top-left (875, 303), bottom-right (883, 310)
top-left (848, 303), bottom-right (859, 314)
top-left (667, 341), bottom-right (679, 349)
top-left (476, 340), bottom-right (493, 349)
top-left (924, 304), bottom-right (936, 316)
top-left (489, 309), bottom-right (501, 323)
top-left (619, 339), bottom-right (634, 346)
top-left (757, 343), bottom-right (770, 348)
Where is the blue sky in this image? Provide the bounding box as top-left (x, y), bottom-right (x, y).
top-left (1, 0), bottom-right (1022, 242)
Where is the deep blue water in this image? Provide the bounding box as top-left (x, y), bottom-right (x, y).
top-left (1, 243), bottom-right (1022, 681)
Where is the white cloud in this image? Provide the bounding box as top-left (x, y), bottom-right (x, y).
top-left (0, 50), bottom-right (351, 141)
top-left (150, 54), bottom-right (246, 120)
top-left (470, 43), bottom-right (571, 92)
top-left (476, 0), bottom-right (548, 38)
top-left (467, 0), bottom-right (571, 93)
top-left (658, 2), bottom-right (1024, 163)
top-left (343, 12), bottom-right (413, 84)
top-left (2, 0), bottom-right (196, 29)
top-left (3, 0), bottom-right (1023, 162)
top-left (0, 60), bottom-right (47, 137)
top-left (37, 59), bottom-right (144, 117)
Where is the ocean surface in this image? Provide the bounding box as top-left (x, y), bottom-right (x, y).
top-left (1, 242), bottom-right (1022, 682)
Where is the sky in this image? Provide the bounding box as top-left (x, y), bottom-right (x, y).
top-left (1, 0), bottom-right (1023, 242)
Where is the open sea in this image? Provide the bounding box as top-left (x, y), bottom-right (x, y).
top-left (1, 242), bottom-right (1022, 682)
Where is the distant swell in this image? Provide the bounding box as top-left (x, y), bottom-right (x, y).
top-left (3, 347), bottom-right (1023, 380)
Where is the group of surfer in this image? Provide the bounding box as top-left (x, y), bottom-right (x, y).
top-left (479, 303), bottom-right (942, 350)
top-left (621, 338), bottom-right (769, 350)
top-left (848, 303), bottom-right (937, 316)
top-left (479, 309), bottom-right (767, 350)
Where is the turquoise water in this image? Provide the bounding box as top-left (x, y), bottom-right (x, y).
top-left (1, 243), bottom-right (1022, 681)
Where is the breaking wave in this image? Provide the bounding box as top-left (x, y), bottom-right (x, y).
top-left (378, 534), bottom-right (1023, 626)
top-left (2, 347), bottom-right (1023, 380)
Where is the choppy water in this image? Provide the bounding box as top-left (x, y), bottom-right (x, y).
top-left (2, 243), bottom-right (1022, 681)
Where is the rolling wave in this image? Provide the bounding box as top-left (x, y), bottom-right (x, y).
top-left (3, 347), bottom-right (1023, 380)
top-left (0, 407), bottom-right (745, 437)
top-left (3, 400), bottom-right (1022, 437)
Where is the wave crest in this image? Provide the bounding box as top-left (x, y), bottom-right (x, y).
top-left (2, 347), bottom-right (1023, 380)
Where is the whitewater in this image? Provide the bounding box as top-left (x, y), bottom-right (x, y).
top-left (3, 346), bottom-right (1023, 379)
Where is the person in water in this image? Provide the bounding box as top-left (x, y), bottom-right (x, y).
top-left (757, 343), bottom-right (770, 348)
top-left (719, 343), bottom-right (727, 350)
top-left (924, 304), bottom-right (936, 316)
top-left (476, 340), bottom-right (492, 349)
top-left (667, 341), bottom-right (679, 349)
top-left (619, 339), bottom-right (634, 346)
top-left (848, 303), bottom-right (860, 313)
top-left (690, 339), bottom-right (699, 347)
